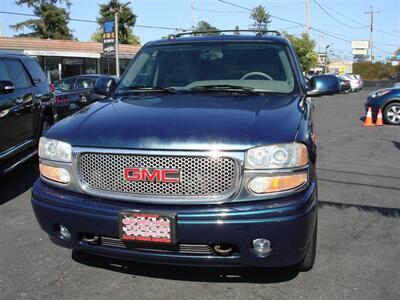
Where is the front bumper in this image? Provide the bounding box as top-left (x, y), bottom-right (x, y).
top-left (31, 180), bottom-right (317, 268)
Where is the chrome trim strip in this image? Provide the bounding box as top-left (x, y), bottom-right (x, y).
top-left (0, 139), bottom-right (34, 160)
top-left (4, 150), bottom-right (37, 174)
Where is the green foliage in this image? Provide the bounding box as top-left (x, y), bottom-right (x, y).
top-left (11, 0), bottom-right (73, 39)
top-left (94, 0), bottom-right (139, 45)
top-left (353, 62), bottom-right (400, 80)
top-left (285, 33), bottom-right (318, 72)
top-left (233, 25), bottom-right (240, 35)
top-left (194, 21), bottom-right (220, 36)
top-left (395, 47), bottom-right (400, 56)
top-left (250, 5), bottom-right (271, 31)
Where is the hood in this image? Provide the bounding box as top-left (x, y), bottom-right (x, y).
top-left (46, 93), bottom-right (304, 151)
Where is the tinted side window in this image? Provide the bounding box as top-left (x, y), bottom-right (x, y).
top-left (6, 60), bottom-right (32, 89)
top-left (23, 59), bottom-right (47, 84)
top-left (75, 77), bottom-right (96, 89)
top-left (0, 60), bottom-right (12, 81)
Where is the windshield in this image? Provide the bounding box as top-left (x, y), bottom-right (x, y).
top-left (116, 41), bottom-right (297, 94)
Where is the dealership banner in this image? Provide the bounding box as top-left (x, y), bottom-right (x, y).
top-left (103, 20), bottom-right (116, 54)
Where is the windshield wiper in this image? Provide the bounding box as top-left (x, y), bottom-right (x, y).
top-left (188, 84), bottom-right (263, 95)
top-left (118, 86), bottom-right (178, 94)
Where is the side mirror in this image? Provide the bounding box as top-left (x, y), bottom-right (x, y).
top-left (0, 81), bottom-right (15, 93)
top-left (307, 75), bottom-right (340, 97)
top-left (94, 76), bottom-right (117, 96)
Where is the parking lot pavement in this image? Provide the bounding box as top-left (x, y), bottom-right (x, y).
top-left (1, 89), bottom-right (399, 300)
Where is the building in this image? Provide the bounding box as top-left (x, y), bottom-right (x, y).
top-left (328, 59), bottom-right (353, 75)
top-left (0, 37), bottom-right (141, 82)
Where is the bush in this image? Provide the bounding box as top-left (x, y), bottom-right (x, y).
top-left (353, 62), bottom-right (400, 80)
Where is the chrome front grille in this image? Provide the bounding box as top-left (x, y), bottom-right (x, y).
top-left (78, 152), bottom-right (238, 199)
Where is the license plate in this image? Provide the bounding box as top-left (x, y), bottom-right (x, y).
top-left (119, 211), bottom-right (176, 244)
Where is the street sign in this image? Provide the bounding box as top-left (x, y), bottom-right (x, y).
top-left (352, 49), bottom-right (368, 55)
top-left (103, 20), bottom-right (116, 54)
top-left (351, 40), bottom-right (369, 49)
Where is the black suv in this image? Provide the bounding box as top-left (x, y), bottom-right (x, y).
top-left (0, 54), bottom-right (56, 175)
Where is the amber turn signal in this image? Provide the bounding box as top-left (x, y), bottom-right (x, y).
top-left (39, 163), bottom-right (70, 184)
top-left (248, 173), bottom-right (307, 194)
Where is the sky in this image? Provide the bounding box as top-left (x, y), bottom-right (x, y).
top-left (0, 0), bottom-right (399, 61)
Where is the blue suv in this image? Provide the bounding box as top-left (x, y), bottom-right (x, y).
top-left (32, 32), bottom-right (339, 271)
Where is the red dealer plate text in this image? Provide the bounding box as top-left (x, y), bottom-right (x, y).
top-left (119, 212), bottom-right (176, 244)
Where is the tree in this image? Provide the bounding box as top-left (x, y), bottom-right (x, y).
top-left (285, 33), bottom-right (318, 72)
top-left (10, 0), bottom-right (73, 39)
top-left (194, 21), bottom-right (220, 36)
top-left (395, 47), bottom-right (400, 56)
top-left (233, 25), bottom-right (240, 35)
top-left (250, 5), bottom-right (271, 31)
top-left (91, 0), bottom-right (140, 45)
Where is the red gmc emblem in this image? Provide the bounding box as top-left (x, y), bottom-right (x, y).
top-left (124, 167), bottom-right (180, 183)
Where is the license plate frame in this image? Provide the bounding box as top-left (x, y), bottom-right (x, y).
top-left (119, 211), bottom-right (177, 245)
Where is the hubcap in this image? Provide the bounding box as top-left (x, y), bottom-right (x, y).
top-left (387, 105), bottom-right (400, 124)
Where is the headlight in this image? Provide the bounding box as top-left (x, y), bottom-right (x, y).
top-left (245, 143), bottom-right (308, 169)
top-left (39, 137), bottom-right (72, 162)
top-left (371, 89), bottom-right (390, 98)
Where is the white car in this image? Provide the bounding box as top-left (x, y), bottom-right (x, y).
top-left (341, 74), bottom-right (362, 92)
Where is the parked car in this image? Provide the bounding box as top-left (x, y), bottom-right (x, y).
top-left (0, 54), bottom-right (56, 175)
top-left (393, 82), bottom-right (400, 87)
top-left (54, 74), bottom-right (105, 119)
top-left (32, 32), bottom-right (340, 272)
top-left (337, 76), bottom-right (351, 93)
top-left (341, 74), bottom-right (362, 92)
top-left (365, 86), bottom-right (400, 125)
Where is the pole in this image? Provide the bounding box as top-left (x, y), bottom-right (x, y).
top-left (306, 0), bottom-right (310, 34)
top-left (365, 6), bottom-right (380, 62)
top-left (324, 45), bottom-right (330, 74)
top-left (115, 11), bottom-right (120, 77)
top-left (192, 0), bottom-right (196, 31)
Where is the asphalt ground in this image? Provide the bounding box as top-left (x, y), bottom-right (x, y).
top-left (0, 88), bottom-right (399, 299)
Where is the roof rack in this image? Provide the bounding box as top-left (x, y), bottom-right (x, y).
top-left (169, 29), bottom-right (281, 39)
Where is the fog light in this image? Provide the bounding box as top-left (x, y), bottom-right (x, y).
top-left (59, 225), bottom-right (71, 240)
top-left (252, 238), bottom-right (271, 257)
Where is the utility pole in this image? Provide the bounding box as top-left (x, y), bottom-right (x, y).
top-left (306, 0), bottom-right (310, 34)
top-left (114, 1), bottom-right (131, 78)
top-left (191, 0), bottom-right (196, 31)
top-left (115, 12), bottom-right (120, 77)
top-left (365, 6), bottom-right (380, 62)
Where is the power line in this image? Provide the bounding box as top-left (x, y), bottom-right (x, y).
top-left (312, 0), bottom-right (368, 30)
top-left (314, 1), bottom-right (400, 39)
top-left (315, 1), bottom-right (367, 27)
top-left (0, 10), bottom-right (187, 31)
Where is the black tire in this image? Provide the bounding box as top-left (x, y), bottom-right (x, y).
top-left (297, 217), bottom-right (317, 272)
top-left (39, 114), bottom-right (52, 136)
top-left (383, 102), bottom-right (400, 125)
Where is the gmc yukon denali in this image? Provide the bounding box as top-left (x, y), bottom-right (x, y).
top-left (32, 32), bottom-right (339, 271)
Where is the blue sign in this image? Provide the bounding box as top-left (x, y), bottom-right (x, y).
top-left (103, 21), bottom-right (115, 33)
